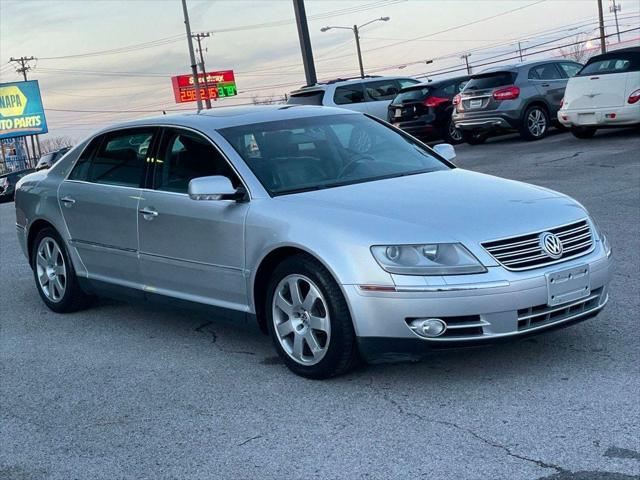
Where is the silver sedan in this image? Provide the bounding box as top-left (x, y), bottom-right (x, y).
top-left (14, 106), bottom-right (612, 378)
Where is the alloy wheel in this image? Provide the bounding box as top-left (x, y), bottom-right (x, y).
top-left (36, 237), bottom-right (66, 302)
top-left (527, 108), bottom-right (547, 137)
top-left (272, 274), bottom-right (331, 366)
top-left (449, 121), bottom-right (463, 142)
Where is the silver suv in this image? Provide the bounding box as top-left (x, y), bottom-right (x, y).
top-left (287, 76), bottom-right (419, 120)
top-left (452, 59), bottom-right (582, 144)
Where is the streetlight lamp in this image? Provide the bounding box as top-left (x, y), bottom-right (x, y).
top-left (321, 17), bottom-right (390, 79)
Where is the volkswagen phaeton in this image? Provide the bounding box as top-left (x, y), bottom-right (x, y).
top-left (14, 105), bottom-right (612, 378)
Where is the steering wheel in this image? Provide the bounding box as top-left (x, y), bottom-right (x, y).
top-left (337, 153), bottom-right (376, 179)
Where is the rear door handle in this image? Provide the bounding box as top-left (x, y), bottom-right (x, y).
top-left (60, 196), bottom-right (75, 207)
top-left (139, 207), bottom-right (158, 219)
top-left (541, 83), bottom-right (550, 87)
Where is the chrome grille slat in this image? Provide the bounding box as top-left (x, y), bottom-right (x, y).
top-left (482, 219), bottom-right (594, 271)
top-left (517, 288), bottom-right (603, 330)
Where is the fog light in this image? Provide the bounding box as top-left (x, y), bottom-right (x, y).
top-left (410, 318), bottom-right (447, 338)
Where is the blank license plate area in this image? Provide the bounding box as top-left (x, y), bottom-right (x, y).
top-left (394, 109), bottom-right (402, 118)
top-left (546, 264), bottom-right (590, 306)
top-left (578, 113), bottom-right (596, 125)
top-left (469, 99), bottom-right (483, 109)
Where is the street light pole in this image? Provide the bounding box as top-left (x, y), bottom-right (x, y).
top-left (321, 17), bottom-right (389, 79)
top-left (353, 25), bottom-right (365, 78)
top-left (610, 0), bottom-right (622, 42)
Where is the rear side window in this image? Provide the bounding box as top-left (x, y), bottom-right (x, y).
top-left (333, 84), bottom-right (365, 105)
top-left (287, 90), bottom-right (324, 106)
top-left (464, 72), bottom-right (516, 90)
top-left (69, 129), bottom-right (154, 187)
top-left (364, 80), bottom-right (400, 101)
top-left (528, 63), bottom-right (563, 80)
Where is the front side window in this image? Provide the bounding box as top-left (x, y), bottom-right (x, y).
top-left (529, 64), bottom-right (563, 80)
top-left (333, 85), bottom-right (365, 105)
top-left (364, 80), bottom-right (400, 101)
top-left (68, 136), bottom-right (104, 181)
top-left (218, 114), bottom-right (449, 196)
top-left (559, 62), bottom-right (582, 78)
top-left (154, 129), bottom-right (237, 193)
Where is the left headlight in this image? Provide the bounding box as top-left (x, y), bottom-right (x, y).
top-left (371, 243), bottom-right (487, 275)
top-left (591, 219), bottom-right (612, 257)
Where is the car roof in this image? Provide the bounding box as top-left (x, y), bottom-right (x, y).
top-left (290, 75), bottom-right (415, 94)
top-left (91, 105), bottom-right (357, 135)
top-left (399, 75), bottom-right (470, 91)
top-left (476, 58), bottom-right (578, 76)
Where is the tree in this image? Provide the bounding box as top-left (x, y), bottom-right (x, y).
top-left (560, 34), bottom-right (589, 64)
top-left (39, 136), bottom-right (75, 154)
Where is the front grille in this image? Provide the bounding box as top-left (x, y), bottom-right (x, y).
top-left (482, 219), bottom-right (594, 271)
top-left (517, 287), bottom-right (604, 331)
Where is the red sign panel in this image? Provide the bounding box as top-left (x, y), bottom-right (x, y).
top-left (171, 70), bottom-right (237, 103)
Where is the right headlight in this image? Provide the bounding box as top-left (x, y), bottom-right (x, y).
top-left (371, 243), bottom-right (487, 275)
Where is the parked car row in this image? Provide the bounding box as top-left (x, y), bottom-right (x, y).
top-left (288, 47), bottom-right (638, 145)
top-left (0, 168), bottom-right (35, 203)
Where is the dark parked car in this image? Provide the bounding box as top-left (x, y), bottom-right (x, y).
top-left (452, 59), bottom-right (583, 144)
top-left (388, 76), bottom-right (470, 144)
top-left (35, 147), bottom-right (71, 171)
top-left (0, 168), bottom-right (35, 203)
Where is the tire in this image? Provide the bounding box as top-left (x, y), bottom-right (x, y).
top-left (571, 126), bottom-right (597, 139)
top-left (265, 254), bottom-right (358, 379)
top-left (461, 130), bottom-right (488, 145)
top-left (442, 117), bottom-right (464, 144)
top-left (31, 227), bottom-right (91, 313)
top-left (519, 105), bottom-right (550, 141)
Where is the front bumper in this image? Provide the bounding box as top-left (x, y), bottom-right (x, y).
top-left (558, 104), bottom-right (640, 127)
top-left (344, 244), bottom-right (612, 362)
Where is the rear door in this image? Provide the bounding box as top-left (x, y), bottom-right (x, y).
top-left (59, 127), bottom-right (157, 287)
top-left (528, 63), bottom-right (567, 114)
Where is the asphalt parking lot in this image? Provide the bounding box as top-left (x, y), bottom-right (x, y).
top-left (1, 128), bottom-right (639, 480)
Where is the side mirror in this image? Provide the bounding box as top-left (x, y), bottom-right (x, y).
top-left (188, 176), bottom-right (245, 201)
top-left (433, 143), bottom-right (456, 162)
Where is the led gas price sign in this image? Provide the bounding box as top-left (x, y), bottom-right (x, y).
top-left (171, 70), bottom-right (237, 103)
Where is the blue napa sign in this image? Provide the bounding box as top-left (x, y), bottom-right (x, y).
top-left (0, 80), bottom-right (48, 139)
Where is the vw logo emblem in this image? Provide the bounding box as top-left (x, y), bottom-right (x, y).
top-left (539, 232), bottom-right (563, 259)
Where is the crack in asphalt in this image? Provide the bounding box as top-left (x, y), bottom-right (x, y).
top-left (382, 393), bottom-right (565, 475)
top-left (604, 447), bottom-right (640, 461)
top-left (238, 434), bottom-right (262, 447)
top-left (193, 322), bottom-right (255, 355)
top-left (535, 152), bottom-right (582, 166)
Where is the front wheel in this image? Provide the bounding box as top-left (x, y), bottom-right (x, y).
top-left (31, 227), bottom-right (91, 313)
top-left (571, 126), bottom-right (597, 139)
top-left (520, 105), bottom-right (549, 140)
top-left (266, 254), bottom-right (358, 379)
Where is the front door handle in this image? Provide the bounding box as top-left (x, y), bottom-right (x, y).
top-left (541, 83), bottom-right (550, 87)
top-left (139, 207), bottom-right (158, 220)
top-left (60, 196), bottom-right (76, 207)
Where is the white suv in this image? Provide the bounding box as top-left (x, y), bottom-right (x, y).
top-left (559, 47), bottom-right (640, 138)
top-left (287, 76), bottom-right (420, 120)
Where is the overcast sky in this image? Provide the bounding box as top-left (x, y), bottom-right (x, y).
top-left (1, 0), bottom-right (638, 140)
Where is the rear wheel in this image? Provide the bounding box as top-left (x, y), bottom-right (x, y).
top-left (443, 117), bottom-right (463, 144)
top-left (31, 228), bottom-right (91, 313)
top-left (461, 130), bottom-right (488, 145)
top-left (520, 105), bottom-right (549, 140)
top-left (266, 254), bottom-right (358, 379)
top-left (571, 126), bottom-right (597, 139)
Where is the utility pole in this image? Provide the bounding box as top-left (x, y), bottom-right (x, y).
top-left (353, 25), bottom-right (365, 78)
top-left (597, 0), bottom-right (607, 54)
top-left (609, 0), bottom-right (622, 42)
top-left (518, 42), bottom-right (524, 62)
top-left (181, 0), bottom-right (203, 111)
top-left (293, 0), bottom-right (317, 86)
top-left (8, 56), bottom-right (40, 165)
top-left (193, 32), bottom-right (212, 109)
top-left (461, 54), bottom-right (472, 74)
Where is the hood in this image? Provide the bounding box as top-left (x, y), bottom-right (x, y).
top-left (276, 169), bottom-right (588, 245)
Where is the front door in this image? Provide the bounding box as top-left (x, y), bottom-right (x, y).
top-left (58, 128), bottom-right (157, 287)
top-left (137, 128), bottom-right (249, 311)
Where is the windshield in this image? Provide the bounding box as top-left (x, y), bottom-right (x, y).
top-left (218, 114), bottom-right (449, 195)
